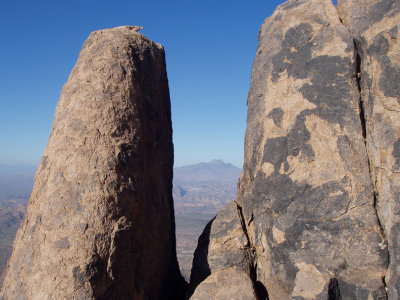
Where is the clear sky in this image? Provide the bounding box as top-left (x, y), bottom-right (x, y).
top-left (0, 0), bottom-right (337, 168)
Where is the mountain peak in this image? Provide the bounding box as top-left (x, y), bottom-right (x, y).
top-left (173, 160), bottom-right (242, 185)
top-left (209, 159), bottom-right (225, 165)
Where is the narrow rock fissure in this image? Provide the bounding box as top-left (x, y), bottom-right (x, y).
top-left (235, 201), bottom-right (269, 300)
top-left (235, 202), bottom-right (252, 245)
top-left (353, 40), bottom-right (389, 299)
top-left (328, 278), bottom-right (341, 300)
top-left (354, 42), bottom-right (367, 141)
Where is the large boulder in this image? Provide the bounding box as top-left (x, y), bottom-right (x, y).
top-left (189, 267), bottom-right (256, 300)
top-left (337, 0), bottom-right (400, 298)
top-left (1, 26), bottom-right (185, 300)
top-left (189, 201), bottom-right (252, 296)
top-left (236, 0), bottom-right (388, 298)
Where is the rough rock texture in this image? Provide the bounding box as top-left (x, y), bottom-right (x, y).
top-left (189, 201), bottom-right (252, 296)
top-left (337, 1), bottom-right (400, 298)
top-left (189, 267), bottom-right (256, 300)
top-left (234, 0), bottom-right (390, 299)
top-left (1, 26), bottom-right (185, 300)
top-left (205, 201), bottom-right (250, 275)
top-left (188, 1), bottom-right (400, 298)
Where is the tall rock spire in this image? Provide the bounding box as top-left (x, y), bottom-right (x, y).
top-left (1, 26), bottom-right (185, 300)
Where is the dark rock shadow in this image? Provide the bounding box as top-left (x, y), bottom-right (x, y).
top-left (328, 278), bottom-right (341, 300)
top-left (187, 216), bottom-right (215, 298)
top-left (254, 280), bottom-right (269, 300)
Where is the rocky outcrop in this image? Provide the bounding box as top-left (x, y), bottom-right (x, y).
top-left (190, 0), bottom-right (400, 299)
top-left (1, 26), bottom-right (185, 300)
top-left (237, 0), bottom-right (388, 298)
top-left (337, 1), bottom-right (400, 298)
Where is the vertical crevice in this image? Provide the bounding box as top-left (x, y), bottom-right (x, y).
top-left (328, 278), bottom-right (341, 300)
top-left (353, 40), bottom-right (389, 299)
top-left (235, 201), bottom-right (269, 300)
top-left (353, 42), bottom-right (367, 141)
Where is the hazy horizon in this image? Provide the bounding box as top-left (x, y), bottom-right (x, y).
top-left (0, 158), bottom-right (243, 170)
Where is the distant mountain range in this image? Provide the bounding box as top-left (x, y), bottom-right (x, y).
top-left (173, 160), bottom-right (242, 214)
top-left (0, 160), bottom-right (242, 213)
top-left (0, 164), bottom-right (36, 204)
top-left (174, 159), bottom-right (241, 184)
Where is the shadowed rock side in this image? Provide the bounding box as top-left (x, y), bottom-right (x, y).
top-left (338, 0), bottom-right (400, 298)
top-left (1, 26), bottom-right (185, 300)
top-left (235, 0), bottom-right (388, 299)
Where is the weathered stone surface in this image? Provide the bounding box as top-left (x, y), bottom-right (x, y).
top-left (1, 26), bottom-right (185, 300)
top-left (338, 1), bottom-right (400, 298)
top-left (189, 201), bottom-right (252, 296)
top-left (189, 267), bottom-right (256, 300)
top-left (236, 0), bottom-right (388, 298)
top-left (337, 0), bottom-right (400, 39)
top-left (207, 201), bottom-right (251, 274)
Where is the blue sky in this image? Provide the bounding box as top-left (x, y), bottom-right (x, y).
top-left (0, 0), bottom-right (336, 168)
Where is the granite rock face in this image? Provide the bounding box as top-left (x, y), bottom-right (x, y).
top-left (237, 0), bottom-right (389, 298)
top-left (338, 1), bottom-right (400, 298)
top-left (190, 0), bottom-right (399, 299)
top-left (1, 26), bottom-right (184, 300)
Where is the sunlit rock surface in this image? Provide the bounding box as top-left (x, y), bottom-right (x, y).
top-left (1, 26), bottom-right (185, 300)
